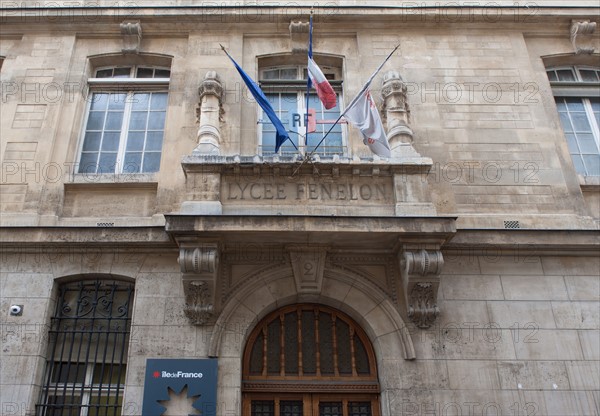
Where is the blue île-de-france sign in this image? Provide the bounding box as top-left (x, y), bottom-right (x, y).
top-left (141, 358), bottom-right (218, 416)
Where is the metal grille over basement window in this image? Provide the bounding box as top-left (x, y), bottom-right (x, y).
top-left (37, 279), bottom-right (134, 416)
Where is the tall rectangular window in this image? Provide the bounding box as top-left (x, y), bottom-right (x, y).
top-left (37, 280), bottom-right (134, 416)
top-left (547, 66), bottom-right (600, 176)
top-left (78, 66), bottom-right (169, 174)
top-left (259, 65), bottom-right (344, 157)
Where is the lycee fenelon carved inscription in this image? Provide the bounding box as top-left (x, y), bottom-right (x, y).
top-left (222, 178), bottom-right (392, 204)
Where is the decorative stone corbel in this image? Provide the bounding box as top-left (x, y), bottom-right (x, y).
top-left (289, 21), bottom-right (309, 54)
top-left (120, 21), bottom-right (142, 54)
top-left (401, 249), bottom-right (444, 328)
top-left (288, 246), bottom-right (327, 295)
top-left (570, 20), bottom-right (597, 54)
top-left (194, 71), bottom-right (224, 155)
top-left (179, 244), bottom-right (219, 325)
top-left (381, 70), bottom-right (421, 158)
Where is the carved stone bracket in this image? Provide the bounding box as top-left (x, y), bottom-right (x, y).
top-left (401, 249), bottom-right (444, 328)
top-left (195, 71), bottom-right (224, 155)
top-left (571, 20), bottom-right (597, 54)
top-left (288, 246), bottom-right (327, 295)
top-left (120, 21), bottom-right (142, 54)
top-left (289, 21), bottom-right (309, 54)
top-left (179, 244), bottom-right (219, 325)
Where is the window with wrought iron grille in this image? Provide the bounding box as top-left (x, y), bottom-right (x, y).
top-left (546, 66), bottom-right (600, 177)
top-left (258, 63), bottom-right (345, 158)
top-left (37, 279), bottom-right (134, 416)
top-left (77, 66), bottom-right (170, 174)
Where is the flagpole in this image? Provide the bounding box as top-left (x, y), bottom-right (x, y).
top-left (306, 43), bottom-right (400, 158)
top-left (305, 11), bottom-right (313, 151)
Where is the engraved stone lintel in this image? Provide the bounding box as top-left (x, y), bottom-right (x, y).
top-left (196, 71), bottom-right (224, 155)
top-left (401, 249), bottom-right (444, 328)
top-left (289, 246), bottom-right (327, 294)
top-left (571, 20), bottom-right (597, 54)
top-left (120, 21), bottom-right (142, 54)
top-left (179, 244), bottom-right (219, 325)
top-left (289, 21), bottom-right (310, 54)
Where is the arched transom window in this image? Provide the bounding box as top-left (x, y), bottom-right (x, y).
top-left (243, 304), bottom-right (380, 416)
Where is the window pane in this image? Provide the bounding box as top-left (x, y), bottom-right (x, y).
top-left (284, 312), bottom-right (298, 375)
top-left (136, 67), bottom-right (154, 78)
top-left (579, 69), bottom-right (599, 82)
top-left (142, 152), bottom-right (161, 173)
top-left (266, 320), bottom-right (280, 375)
top-left (558, 112), bottom-right (573, 132)
top-left (126, 132), bottom-right (145, 151)
top-left (95, 69), bottom-right (113, 78)
top-left (102, 132), bottom-right (121, 152)
top-left (150, 93), bottom-right (168, 110)
top-left (251, 400), bottom-right (274, 416)
top-left (583, 154), bottom-right (600, 176)
top-left (51, 362), bottom-right (86, 384)
top-left (546, 70), bottom-right (557, 82)
top-left (565, 133), bottom-right (580, 154)
top-left (336, 319), bottom-right (352, 375)
top-left (98, 153), bottom-right (117, 173)
top-left (154, 69), bottom-right (171, 78)
top-left (281, 400), bottom-right (303, 416)
top-left (148, 111), bottom-right (166, 130)
top-left (591, 97), bottom-right (600, 126)
top-left (578, 134), bottom-right (599, 153)
top-left (129, 112), bottom-right (148, 130)
top-left (301, 310), bottom-right (316, 375)
top-left (132, 93), bottom-right (150, 111)
top-left (281, 68), bottom-right (298, 80)
top-left (88, 395), bottom-right (123, 416)
top-left (82, 132), bottom-right (102, 152)
top-left (349, 402), bottom-right (372, 416)
top-left (572, 154), bottom-right (586, 174)
top-left (565, 98), bottom-right (585, 112)
top-left (46, 395), bottom-right (82, 416)
top-left (320, 402), bottom-right (343, 416)
top-left (86, 112), bottom-right (106, 131)
top-left (571, 113), bottom-right (592, 132)
top-left (90, 93), bottom-right (109, 111)
top-left (79, 152), bottom-right (99, 173)
top-left (123, 152), bottom-right (142, 173)
top-left (262, 69), bottom-right (279, 80)
top-left (105, 112), bottom-right (124, 131)
top-left (108, 94), bottom-right (127, 110)
top-left (249, 333), bottom-right (264, 375)
top-left (92, 363), bottom-right (126, 385)
top-left (113, 67), bottom-right (132, 78)
top-left (146, 132), bottom-right (163, 151)
top-left (557, 69), bottom-right (576, 81)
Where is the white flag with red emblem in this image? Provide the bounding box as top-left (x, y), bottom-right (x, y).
top-left (344, 90), bottom-right (391, 158)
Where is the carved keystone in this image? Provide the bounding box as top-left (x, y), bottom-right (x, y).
top-left (289, 21), bottom-right (310, 54)
top-left (401, 249), bottom-right (444, 328)
top-left (571, 20), bottom-right (597, 54)
top-left (179, 244), bottom-right (219, 325)
top-left (120, 21), bottom-right (142, 54)
top-left (288, 246), bottom-right (327, 294)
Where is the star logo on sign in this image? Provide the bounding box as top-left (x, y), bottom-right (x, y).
top-left (153, 371), bottom-right (161, 378)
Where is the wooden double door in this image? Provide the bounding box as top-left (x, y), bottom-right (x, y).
top-left (244, 393), bottom-right (379, 416)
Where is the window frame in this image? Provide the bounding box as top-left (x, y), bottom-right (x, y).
top-left (258, 64), bottom-right (347, 158)
top-left (547, 65), bottom-right (600, 177)
top-left (37, 279), bottom-right (134, 416)
top-left (75, 65), bottom-right (170, 175)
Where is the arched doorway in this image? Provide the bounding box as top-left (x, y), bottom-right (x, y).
top-left (242, 304), bottom-right (380, 416)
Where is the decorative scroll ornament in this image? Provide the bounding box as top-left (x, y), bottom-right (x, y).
top-left (570, 20), bottom-right (597, 54)
top-left (178, 244), bottom-right (219, 325)
top-left (120, 21), bottom-right (142, 54)
top-left (401, 249), bottom-right (444, 328)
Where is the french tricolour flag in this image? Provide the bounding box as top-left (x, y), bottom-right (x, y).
top-left (308, 57), bottom-right (337, 109)
top-left (307, 15), bottom-right (337, 110)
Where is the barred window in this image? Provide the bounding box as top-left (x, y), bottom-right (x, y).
top-left (37, 279), bottom-right (134, 416)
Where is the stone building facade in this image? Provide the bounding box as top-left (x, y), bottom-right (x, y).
top-left (0, 2), bottom-right (599, 416)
